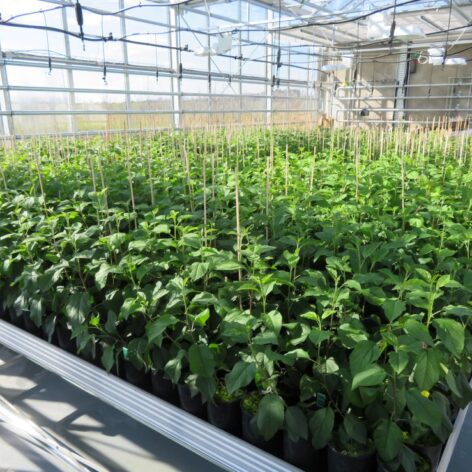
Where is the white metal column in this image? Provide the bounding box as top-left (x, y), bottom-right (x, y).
top-left (393, 47), bottom-right (409, 123)
top-left (0, 43), bottom-right (14, 136)
top-left (265, 10), bottom-right (273, 126)
top-left (61, 7), bottom-right (77, 133)
top-left (238, 0), bottom-right (244, 125)
top-left (169, 7), bottom-right (182, 129)
top-left (119, 0), bottom-right (132, 130)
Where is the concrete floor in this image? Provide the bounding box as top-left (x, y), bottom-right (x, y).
top-left (0, 346), bottom-right (224, 472)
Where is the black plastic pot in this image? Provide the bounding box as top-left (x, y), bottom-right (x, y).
top-left (41, 323), bottom-right (58, 344)
top-left (151, 371), bottom-right (178, 405)
top-left (327, 444), bottom-right (376, 472)
top-left (377, 454), bottom-right (432, 472)
top-left (123, 360), bottom-right (151, 391)
top-left (177, 384), bottom-right (206, 420)
top-left (283, 432), bottom-right (320, 471)
top-left (56, 324), bottom-right (77, 353)
top-left (414, 443), bottom-right (442, 470)
top-left (79, 341), bottom-right (99, 365)
top-left (7, 308), bottom-right (25, 328)
top-left (207, 399), bottom-right (241, 437)
top-left (241, 408), bottom-right (282, 457)
top-left (22, 311), bottom-right (41, 336)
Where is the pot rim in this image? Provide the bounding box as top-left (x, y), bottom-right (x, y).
top-left (328, 442), bottom-right (375, 460)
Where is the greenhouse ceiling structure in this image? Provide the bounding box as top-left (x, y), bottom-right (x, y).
top-left (1, 2), bottom-right (472, 472)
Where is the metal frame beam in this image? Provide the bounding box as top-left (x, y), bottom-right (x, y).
top-left (0, 46), bottom-right (14, 136)
top-left (119, 0), bottom-right (132, 130)
top-left (61, 6), bottom-right (76, 133)
top-left (266, 9), bottom-right (273, 126)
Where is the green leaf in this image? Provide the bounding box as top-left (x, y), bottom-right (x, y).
top-left (352, 365), bottom-right (386, 390)
top-left (262, 310), bottom-right (282, 335)
top-left (105, 311), bottom-right (117, 335)
top-left (164, 350), bottom-right (185, 384)
top-left (101, 344), bottom-right (115, 372)
top-left (448, 372), bottom-right (472, 408)
top-left (151, 281), bottom-right (168, 306)
top-left (119, 298), bottom-right (144, 320)
top-left (188, 344), bottom-right (215, 378)
top-left (65, 292), bottom-right (90, 329)
top-left (284, 349), bottom-right (311, 363)
top-left (414, 348), bottom-right (441, 390)
top-left (255, 394), bottom-right (285, 441)
top-left (308, 328), bottom-right (331, 345)
top-left (285, 406), bottom-right (308, 442)
top-left (30, 297), bottom-right (43, 327)
top-left (403, 319), bottom-right (433, 346)
top-left (349, 340), bottom-right (381, 376)
top-left (38, 265), bottom-right (65, 292)
top-left (225, 361), bottom-right (256, 395)
top-left (146, 314), bottom-right (179, 343)
top-left (416, 268), bottom-right (431, 282)
top-left (152, 223), bottom-right (171, 234)
top-left (189, 262), bottom-right (210, 281)
top-left (432, 318), bottom-right (464, 356)
top-left (196, 375), bottom-right (216, 402)
top-left (374, 419), bottom-right (403, 462)
top-left (343, 413), bottom-right (367, 445)
top-left (193, 308), bottom-right (210, 327)
top-left (215, 260), bottom-right (242, 271)
top-left (344, 279), bottom-right (362, 292)
top-left (95, 263), bottom-right (121, 290)
top-left (108, 232), bottom-right (127, 249)
top-left (382, 299), bottom-right (406, 322)
top-left (443, 305), bottom-right (472, 317)
top-left (388, 351), bottom-right (409, 374)
top-left (191, 292), bottom-right (218, 306)
top-left (309, 407), bottom-right (334, 450)
top-left (252, 331), bottom-right (279, 345)
top-left (436, 274), bottom-right (451, 288)
top-left (338, 322), bottom-right (368, 348)
top-left (405, 389), bottom-right (442, 429)
top-left (445, 369), bottom-right (462, 398)
top-left (398, 445), bottom-right (417, 472)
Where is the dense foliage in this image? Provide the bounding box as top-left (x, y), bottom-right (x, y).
top-left (0, 127), bottom-right (471, 470)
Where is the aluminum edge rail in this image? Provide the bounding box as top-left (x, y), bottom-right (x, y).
top-left (437, 376), bottom-right (472, 472)
top-left (0, 320), bottom-right (301, 472)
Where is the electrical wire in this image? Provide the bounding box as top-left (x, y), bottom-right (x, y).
top-left (2, 0), bottom-right (469, 56)
top-left (0, 0), bottom-right (470, 73)
top-left (0, 0), bottom-right (427, 36)
top-left (0, 19), bottom-right (321, 73)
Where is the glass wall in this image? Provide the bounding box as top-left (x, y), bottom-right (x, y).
top-left (0, 0), bottom-right (318, 135)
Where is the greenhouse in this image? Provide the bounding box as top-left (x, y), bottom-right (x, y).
top-left (0, 1), bottom-right (471, 471)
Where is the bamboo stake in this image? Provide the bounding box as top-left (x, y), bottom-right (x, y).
top-left (309, 146), bottom-right (316, 193)
top-left (284, 143), bottom-right (289, 197)
top-left (33, 148), bottom-right (48, 214)
top-left (355, 130), bottom-right (360, 201)
top-left (235, 152), bottom-right (242, 286)
top-left (265, 135), bottom-right (273, 241)
top-left (182, 139), bottom-right (195, 213)
top-left (202, 141), bottom-right (208, 247)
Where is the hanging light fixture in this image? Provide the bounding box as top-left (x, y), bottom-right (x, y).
top-left (321, 53), bottom-right (352, 72)
top-left (428, 47), bottom-right (466, 66)
top-left (194, 34), bottom-right (232, 57)
top-left (367, 12), bottom-right (425, 41)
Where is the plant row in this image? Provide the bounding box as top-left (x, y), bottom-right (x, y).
top-left (0, 128), bottom-right (471, 471)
